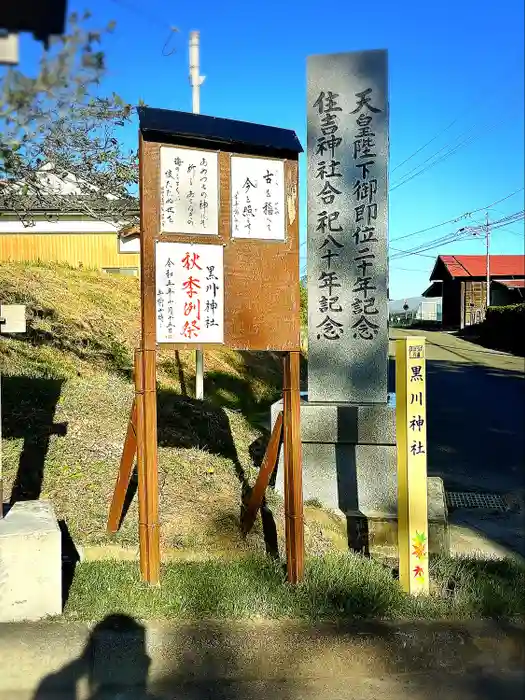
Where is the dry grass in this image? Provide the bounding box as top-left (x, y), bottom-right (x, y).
top-left (0, 261), bottom-right (337, 558)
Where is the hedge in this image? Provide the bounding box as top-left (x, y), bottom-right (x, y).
top-left (481, 302), bottom-right (525, 355)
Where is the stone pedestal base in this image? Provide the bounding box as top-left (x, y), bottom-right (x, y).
top-left (0, 500), bottom-right (62, 622)
top-left (270, 397), bottom-right (449, 556)
top-left (344, 477), bottom-right (450, 558)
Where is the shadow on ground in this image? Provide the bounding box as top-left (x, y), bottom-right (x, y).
top-left (202, 350), bottom-right (307, 429)
top-left (29, 614), bottom-right (524, 699)
top-left (1, 375), bottom-right (68, 505)
top-left (204, 355), bottom-right (281, 425)
top-left (454, 326), bottom-right (525, 358)
top-left (116, 379), bottom-right (283, 558)
top-left (157, 389), bottom-right (249, 490)
top-left (165, 350), bottom-right (306, 558)
top-left (59, 520), bottom-right (81, 608)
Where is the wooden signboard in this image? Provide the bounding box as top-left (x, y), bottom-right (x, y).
top-left (141, 126), bottom-right (300, 351)
top-left (108, 108), bottom-right (304, 585)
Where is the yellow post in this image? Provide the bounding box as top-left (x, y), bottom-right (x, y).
top-left (396, 336), bottom-right (429, 595)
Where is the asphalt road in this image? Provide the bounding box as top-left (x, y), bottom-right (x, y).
top-left (390, 329), bottom-right (525, 495)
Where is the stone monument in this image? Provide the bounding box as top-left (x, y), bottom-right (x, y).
top-left (272, 49), bottom-right (448, 556)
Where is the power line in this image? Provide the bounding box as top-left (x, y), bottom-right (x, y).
top-left (391, 58), bottom-right (523, 180)
top-left (391, 228), bottom-right (478, 260)
top-left (390, 266), bottom-right (431, 273)
top-left (391, 116), bottom-right (460, 173)
top-left (390, 186), bottom-right (525, 243)
top-left (109, 0), bottom-right (179, 54)
top-left (390, 232), bottom-right (476, 260)
top-left (458, 211), bottom-right (524, 235)
top-left (110, 0), bottom-right (173, 29)
top-left (390, 80), bottom-right (495, 174)
top-left (392, 210), bottom-right (525, 261)
top-left (391, 121), bottom-right (482, 188)
top-left (485, 208), bottom-right (525, 238)
top-left (500, 228), bottom-right (524, 237)
top-left (301, 193), bottom-right (523, 266)
top-left (390, 119), bottom-right (501, 192)
top-left (389, 246), bottom-right (436, 259)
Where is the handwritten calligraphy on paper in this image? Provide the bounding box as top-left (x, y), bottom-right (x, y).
top-left (160, 147), bottom-right (219, 235)
top-left (155, 242), bottom-right (224, 344)
top-left (230, 157), bottom-right (285, 240)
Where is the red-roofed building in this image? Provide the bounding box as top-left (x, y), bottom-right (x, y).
top-left (423, 255), bottom-right (525, 328)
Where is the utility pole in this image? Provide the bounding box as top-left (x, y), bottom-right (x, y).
top-left (485, 211), bottom-right (491, 311)
top-left (458, 214), bottom-right (492, 318)
top-left (189, 30), bottom-right (206, 399)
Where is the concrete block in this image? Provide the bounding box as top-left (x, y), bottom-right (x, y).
top-left (0, 500), bottom-right (62, 622)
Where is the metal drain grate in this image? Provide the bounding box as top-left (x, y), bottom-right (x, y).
top-left (446, 491), bottom-right (507, 512)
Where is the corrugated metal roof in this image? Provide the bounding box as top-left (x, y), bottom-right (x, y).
top-left (496, 279), bottom-right (525, 289)
top-left (137, 107), bottom-right (303, 156)
top-left (0, 195), bottom-right (139, 216)
top-left (431, 255), bottom-right (525, 279)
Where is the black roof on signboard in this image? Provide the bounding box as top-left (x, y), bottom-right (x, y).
top-left (137, 107), bottom-right (303, 158)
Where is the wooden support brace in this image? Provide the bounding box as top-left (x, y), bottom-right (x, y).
top-left (107, 399), bottom-right (137, 533)
top-left (241, 411), bottom-right (283, 536)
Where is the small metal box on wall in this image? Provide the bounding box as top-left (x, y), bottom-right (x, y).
top-left (137, 107), bottom-right (303, 352)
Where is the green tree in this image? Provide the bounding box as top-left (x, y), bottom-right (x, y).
top-left (299, 276), bottom-right (307, 327)
top-left (0, 11), bottom-right (138, 226)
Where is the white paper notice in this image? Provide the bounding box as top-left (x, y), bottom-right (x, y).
top-left (231, 157), bottom-right (285, 240)
top-left (160, 146), bottom-right (219, 235)
top-left (155, 242), bottom-right (224, 344)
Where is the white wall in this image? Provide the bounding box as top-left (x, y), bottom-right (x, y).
top-left (0, 219), bottom-right (119, 233)
top-left (118, 235), bottom-right (140, 254)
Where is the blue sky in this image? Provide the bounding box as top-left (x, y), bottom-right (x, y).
top-left (13, 0), bottom-right (525, 299)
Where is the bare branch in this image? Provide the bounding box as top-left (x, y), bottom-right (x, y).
top-left (0, 13), bottom-right (139, 227)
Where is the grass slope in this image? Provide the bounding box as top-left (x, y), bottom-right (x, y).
top-left (0, 262), bottom-right (343, 557)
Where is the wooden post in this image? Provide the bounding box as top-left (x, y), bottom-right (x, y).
top-left (106, 400), bottom-right (137, 533)
top-left (282, 351), bottom-right (304, 584)
top-left (142, 348), bottom-right (160, 584)
top-left (134, 348), bottom-right (150, 582)
top-left (241, 411), bottom-right (283, 536)
top-left (396, 336), bottom-right (429, 595)
top-left (139, 133), bottom-right (161, 585)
